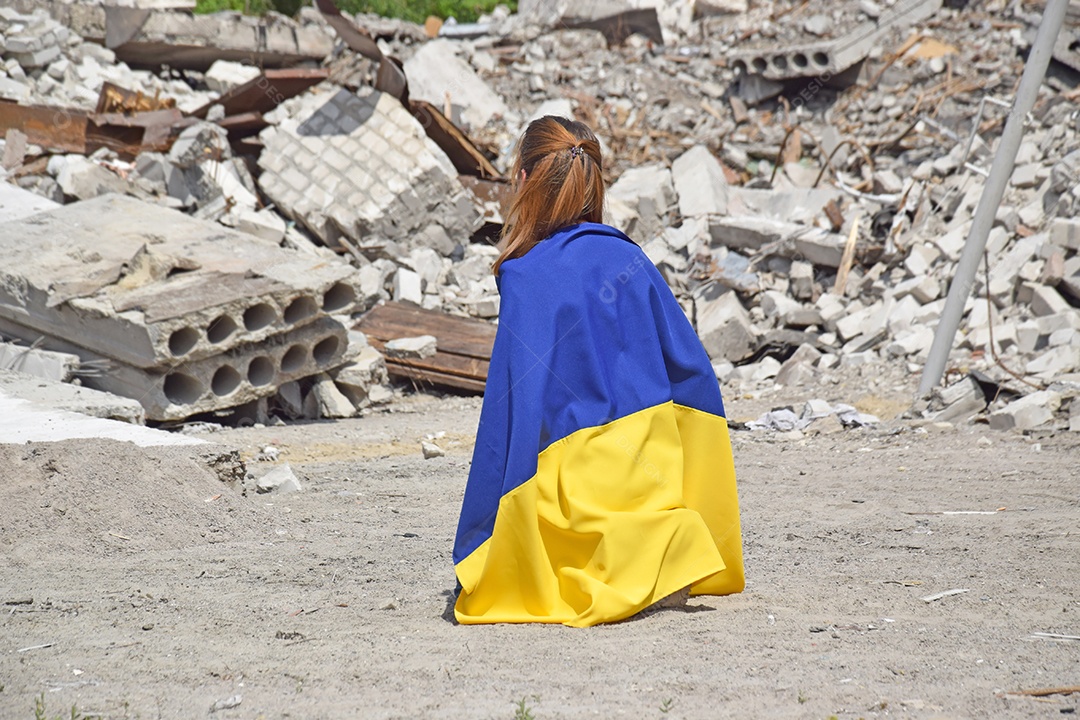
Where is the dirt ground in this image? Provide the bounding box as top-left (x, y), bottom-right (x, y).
top-left (2, 378), bottom-right (1079, 720)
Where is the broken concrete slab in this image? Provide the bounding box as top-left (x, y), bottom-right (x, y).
top-left (80, 8), bottom-right (335, 71)
top-left (729, 0), bottom-right (942, 80)
top-left (988, 390), bottom-right (1061, 431)
top-left (726, 186), bottom-right (841, 227)
top-left (0, 194), bottom-right (363, 369)
top-left (0, 313), bottom-right (350, 422)
top-left (0, 386), bottom-right (189, 448)
top-left (924, 374), bottom-right (986, 424)
top-left (231, 208), bottom-right (287, 244)
top-left (672, 144), bottom-right (728, 217)
top-left (0, 367), bottom-right (144, 424)
top-left (885, 325), bottom-right (934, 359)
top-left (1027, 283), bottom-right (1072, 317)
top-left (0, 180), bottom-right (61, 224)
top-left (694, 283), bottom-right (757, 363)
top-left (1025, 346), bottom-right (1080, 379)
top-left (707, 215), bottom-right (848, 267)
top-left (608, 163), bottom-right (676, 242)
top-left (403, 39), bottom-right (510, 131)
top-left (393, 269), bottom-right (424, 305)
top-left (258, 84), bottom-right (480, 251)
top-left (0, 340), bottom-right (80, 382)
top-left (332, 345), bottom-right (389, 408)
top-left (775, 343), bottom-right (821, 387)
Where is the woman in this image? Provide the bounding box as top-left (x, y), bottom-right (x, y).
top-left (452, 116), bottom-right (744, 627)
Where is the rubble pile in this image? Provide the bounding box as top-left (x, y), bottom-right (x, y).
top-left (1, 0), bottom-right (1078, 432)
top-left (0, 5), bottom-right (213, 111)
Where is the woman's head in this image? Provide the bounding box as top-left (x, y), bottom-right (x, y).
top-left (494, 116), bottom-right (604, 274)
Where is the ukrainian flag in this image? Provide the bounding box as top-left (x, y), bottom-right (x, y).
top-left (453, 223), bottom-right (744, 627)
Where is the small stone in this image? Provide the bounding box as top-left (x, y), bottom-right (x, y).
top-left (204, 59), bottom-right (261, 93)
top-left (392, 268), bottom-right (423, 305)
top-left (1010, 163), bottom-right (1040, 189)
top-left (1028, 283), bottom-right (1070, 317)
top-left (802, 14), bottom-right (830, 36)
top-left (276, 381), bottom-right (303, 419)
top-left (255, 464), bottom-right (303, 494)
top-left (384, 335), bottom-right (437, 360)
top-left (695, 285), bottom-right (757, 363)
top-left (308, 374), bottom-right (357, 418)
top-left (801, 398), bottom-right (832, 420)
top-left (860, 0), bottom-right (882, 17)
top-left (421, 440), bottom-right (445, 459)
top-left (368, 384), bottom-right (394, 404)
top-left (988, 391), bottom-right (1061, 431)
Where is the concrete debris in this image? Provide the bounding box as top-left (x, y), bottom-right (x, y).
top-left (255, 463), bottom-right (303, 494)
top-left (988, 391), bottom-right (1061, 432)
top-left (0, 381), bottom-right (198, 446)
top-left (403, 39), bottom-right (511, 131)
top-left (257, 84), bottom-right (480, 251)
top-left (0, 195), bottom-right (360, 420)
top-left (729, 0), bottom-right (942, 81)
top-left (0, 0), bottom-right (1076, 435)
top-left (608, 162), bottom-right (676, 242)
top-left (204, 60), bottom-right (262, 94)
top-left (0, 367), bottom-right (144, 424)
top-left (305, 373), bottom-right (357, 419)
top-left (694, 285), bottom-right (757, 363)
top-left (0, 339), bottom-right (81, 382)
top-left (0, 180), bottom-right (60, 223)
top-left (672, 145), bottom-right (728, 217)
top-left (385, 335), bottom-right (437, 360)
top-left (421, 440), bottom-right (445, 458)
top-left (746, 401), bottom-right (878, 432)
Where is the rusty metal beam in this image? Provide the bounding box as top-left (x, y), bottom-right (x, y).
top-left (189, 68), bottom-right (331, 120)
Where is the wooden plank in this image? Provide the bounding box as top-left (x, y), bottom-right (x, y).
top-left (356, 301), bottom-right (496, 394)
top-left (365, 302), bottom-right (497, 343)
top-left (386, 363), bottom-right (487, 393)
top-left (358, 302), bottom-right (495, 359)
top-left (364, 317), bottom-right (495, 357)
top-left (367, 339), bottom-right (489, 380)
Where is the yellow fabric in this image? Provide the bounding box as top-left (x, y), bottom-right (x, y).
top-left (454, 401), bottom-right (744, 627)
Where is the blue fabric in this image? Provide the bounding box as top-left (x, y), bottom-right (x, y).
top-left (453, 222), bottom-right (727, 565)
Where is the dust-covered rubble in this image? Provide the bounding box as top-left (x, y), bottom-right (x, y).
top-left (0, 0), bottom-right (1078, 433)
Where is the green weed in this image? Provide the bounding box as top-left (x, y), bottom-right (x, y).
top-left (195, 0), bottom-right (517, 24)
top-left (33, 692), bottom-right (88, 720)
top-left (512, 695), bottom-right (537, 720)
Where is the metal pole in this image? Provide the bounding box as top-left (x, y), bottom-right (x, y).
top-left (918, 0), bottom-right (1069, 395)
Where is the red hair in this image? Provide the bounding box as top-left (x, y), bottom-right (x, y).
top-left (493, 116), bottom-right (605, 274)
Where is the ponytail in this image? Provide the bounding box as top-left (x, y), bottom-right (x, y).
top-left (494, 116), bottom-right (605, 275)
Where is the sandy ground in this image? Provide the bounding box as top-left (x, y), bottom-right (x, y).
top-left (2, 381), bottom-right (1079, 720)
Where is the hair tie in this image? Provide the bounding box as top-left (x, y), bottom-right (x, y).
top-left (569, 145), bottom-right (583, 159)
